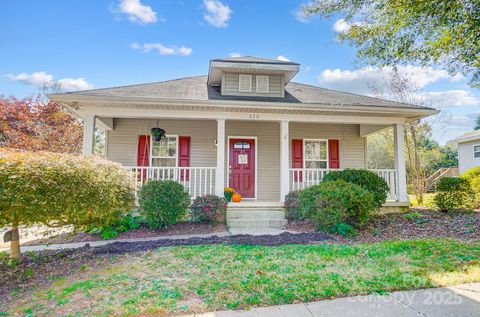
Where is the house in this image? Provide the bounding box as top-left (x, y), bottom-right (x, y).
top-left (49, 56), bottom-right (438, 227)
top-left (448, 130), bottom-right (480, 174)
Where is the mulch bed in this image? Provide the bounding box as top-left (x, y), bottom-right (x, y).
top-left (289, 209), bottom-right (480, 243)
top-left (23, 222), bottom-right (227, 246)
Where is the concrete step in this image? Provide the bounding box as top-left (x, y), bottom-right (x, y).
top-left (227, 219), bottom-right (288, 229)
top-left (227, 210), bottom-right (285, 220)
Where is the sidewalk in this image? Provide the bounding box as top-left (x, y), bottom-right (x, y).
top-left (0, 231), bottom-right (232, 253)
top-left (183, 283), bottom-right (480, 317)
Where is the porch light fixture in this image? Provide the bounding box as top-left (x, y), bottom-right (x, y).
top-left (151, 120), bottom-right (166, 142)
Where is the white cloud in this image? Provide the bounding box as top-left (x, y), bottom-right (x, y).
top-left (317, 65), bottom-right (479, 108)
top-left (203, 0), bottom-right (232, 28)
top-left (56, 78), bottom-right (93, 92)
top-left (131, 42), bottom-right (192, 56)
top-left (116, 0), bottom-right (158, 24)
top-left (5, 72), bottom-right (93, 92)
top-left (333, 19), bottom-right (350, 33)
top-left (425, 90), bottom-right (480, 107)
top-left (229, 52), bottom-right (242, 58)
top-left (318, 65), bottom-right (452, 95)
top-left (5, 72), bottom-right (54, 88)
top-left (277, 55), bottom-right (290, 62)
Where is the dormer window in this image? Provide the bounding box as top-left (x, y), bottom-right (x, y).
top-left (238, 74), bottom-right (252, 92)
top-left (256, 75), bottom-right (269, 93)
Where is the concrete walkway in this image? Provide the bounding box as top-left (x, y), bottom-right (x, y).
top-left (0, 231), bottom-right (232, 253)
top-left (183, 283), bottom-right (480, 317)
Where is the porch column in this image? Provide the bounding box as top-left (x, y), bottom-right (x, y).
top-left (280, 120), bottom-right (289, 202)
top-left (82, 114), bottom-right (96, 155)
top-left (393, 123), bottom-right (408, 203)
top-left (215, 119), bottom-right (226, 196)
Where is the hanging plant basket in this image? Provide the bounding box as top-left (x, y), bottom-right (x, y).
top-left (150, 127), bottom-right (166, 142)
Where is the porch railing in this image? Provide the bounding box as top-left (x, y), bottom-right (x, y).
top-left (126, 166), bottom-right (217, 198)
top-left (289, 168), bottom-right (398, 201)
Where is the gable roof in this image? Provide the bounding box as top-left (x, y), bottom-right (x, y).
top-left (58, 75), bottom-right (433, 111)
top-left (448, 130), bottom-right (480, 144)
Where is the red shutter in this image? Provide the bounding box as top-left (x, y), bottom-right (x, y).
top-left (137, 135), bottom-right (150, 166)
top-left (178, 136), bottom-right (191, 181)
top-left (328, 139), bottom-right (340, 169)
top-left (292, 139), bottom-right (303, 182)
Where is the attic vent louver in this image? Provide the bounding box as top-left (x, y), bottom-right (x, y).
top-left (256, 75), bottom-right (269, 93)
top-left (239, 74), bottom-right (252, 92)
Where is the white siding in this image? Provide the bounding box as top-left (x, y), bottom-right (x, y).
top-left (290, 123), bottom-right (366, 168)
top-left (107, 118), bottom-right (217, 167)
top-left (458, 140), bottom-right (480, 174)
top-left (222, 73), bottom-right (283, 97)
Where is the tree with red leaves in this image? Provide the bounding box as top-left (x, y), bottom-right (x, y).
top-left (0, 95), bottom-right (82, 153)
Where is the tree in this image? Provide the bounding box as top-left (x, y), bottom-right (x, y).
top-left (302, 0), bottom-right (480, 87)
top-left (0, 95), bottom-right (82, 153)
top-left (475, 115), bottom-right (480, 130)
top-left (366, 69), bottom-right (449, 203)
top-left (0, 150), bottom-right (135, 259)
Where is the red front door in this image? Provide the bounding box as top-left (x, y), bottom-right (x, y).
top-left (229, 138), bottom-right (255, 198)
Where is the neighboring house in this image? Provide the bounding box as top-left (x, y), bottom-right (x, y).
top-left (448, 130), bottom-right (480, 174)
top-left (49, 56), bottom-right (438, 209)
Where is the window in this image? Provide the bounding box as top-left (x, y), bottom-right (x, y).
top-left (304, 139), bottom-right (328, 169)
top-left (238, 74), bottom-right (252, 92)
top-left (474, 144), bottom-right (480, 158)
top-left (256, 75), bottom-right (269, 93)
top-left (151, 136), bottom-right (177, 167)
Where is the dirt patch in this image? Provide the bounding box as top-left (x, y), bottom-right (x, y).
top-left (23, 222), bottom-right (227, 246)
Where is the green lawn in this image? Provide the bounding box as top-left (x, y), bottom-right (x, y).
top-left (409, 193), bottom-right (436, 207)
top-left (8, 239), bottom-right (480, 316)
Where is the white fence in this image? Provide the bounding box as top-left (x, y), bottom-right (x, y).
top-left (289, 168), bottom-right (398, 201)
top-left (126, 167), bottom-right (216, 198)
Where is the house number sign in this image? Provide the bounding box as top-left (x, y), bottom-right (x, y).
top-left (248, 114), bottom-right (259, 119)
top-left (238, 154), bottom-right (248, 164)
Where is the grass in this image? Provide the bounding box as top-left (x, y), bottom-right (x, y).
top-left (7, 239), bottom-right (480, 316)
top-left (409, 193), bottom-right (436, 207)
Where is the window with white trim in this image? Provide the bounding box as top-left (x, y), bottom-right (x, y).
top-left (151, 136), bottom-right (178, 167)
top-left (304, 139), bottom-right (328, 168)
top-left (238, 74), bottom-right (252, 92)
top-left (256, 75), bottom-right (269, 93)
top-left (474, 144), bottom-right (480, 158)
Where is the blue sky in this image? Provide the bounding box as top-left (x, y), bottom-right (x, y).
top-left (1, 0), bottom-right (479, 144)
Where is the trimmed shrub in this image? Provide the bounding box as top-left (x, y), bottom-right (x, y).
top-left (138, 180), bottom-right (190, 229)
top-left (462, 166), bottom-right (480, 208)
top-left (297, 180), bottom-right (376, 230)
top-left (284, 190), bottom-right (302, 220)
top-left (322, 169), bottom-right (389, 209)
top-left (0, 150), bottom-right (135, 258)
top-left (191, 195), bottom-right (227, 224)
top-left (434, 177), bottom-right (474, 212)
top-left (88, 211), bottom-right (142, 240)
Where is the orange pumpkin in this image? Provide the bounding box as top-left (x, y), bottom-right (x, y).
top-left (231, 193), bottom-right (242, 203)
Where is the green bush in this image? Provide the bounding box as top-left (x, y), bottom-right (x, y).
top-left (462, 166), bottom-right (480, 208)
top-left (284, 191), bottom-right (303, 220)
top-left (297, 180), bottom-right (376, 230)
top-left (434, 177), bottom-right (474, 212)
top-left (88, 211), bottom-right (142, 240)
top-left (191, 195), bottom-right (227, 224)
top-left (0, 150), bottom-right (135, 257)
top-left (329, 223), bottom-right (355, 238)
top-left (138, 180), bottom-right (190, 229)
top-left (322, 169), bottom-right (389, 209)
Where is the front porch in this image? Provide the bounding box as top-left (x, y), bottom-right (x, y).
top-left (82, 117), bottom-right (409, 205)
